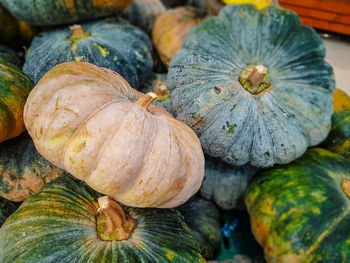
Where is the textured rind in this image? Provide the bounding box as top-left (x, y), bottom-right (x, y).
top-left (0, 175), bottom-right (205, 263)
top-left (168, 4), bottom-right (335, 167)
top-left (177, 196), bottom-right (221, 259)
top-left (0, 196), bottom-right (19, 226)
top-left (0, 132), bottom-right (65, 202)
top-left (322, 89), bottom-right (350, 159)
top-left (200, 156), bottom-right (258, 210)
top-left (0, 57), bottom-right (33, 143)
top-left (245, 148), bottom-right (350, 263)
top-left (0, 45), bottom-right (21, 66)
top-left (23, 18), bottom-right (153, 88)
top-left (0, 0), bottom-right (132, 26)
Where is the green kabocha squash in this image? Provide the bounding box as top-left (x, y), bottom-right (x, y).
top-left (0, 197), bottom-right (19, 226)
top-left (168, 4), bottom-right (335, 168)
top-left (0, 45), bottom-right (21, 67)
top-left (200, 156), bottom-right (258, 210)
top-left (322, 88), bottom-right (350, 159)
top-left (0, 0), bottom-right (131, 26)
top-left (0, 175), bottom-right (205, 263)
top-left (23, 18), bottom-right (152, 88)
top-left (245, 148), bottom-right (350, 262)
top-left (0, 57), bottom-right (33, 143)
top-left (0, 132), bottom-right (65, 202)
top-left (177, 196), bottom-right (221, 259)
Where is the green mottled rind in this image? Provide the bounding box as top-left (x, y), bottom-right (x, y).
top-left (168, 4), bottom-right (335, 168)
top-left (200, 155), bottom-right (258, 210)
top-left (0, 197), bottom-right (19, 226)
top-left (322, 89), bottom-right (350, 159)
top-left (0, 0), bottom-right (131, 26)
top-left (0, 132), bottom-right (65, 202)
top-left (245, 148), bottom-right (350, 262)
top-left (0, 57), bottom-right (33, 143)
top-left (23, 18), bottom-right (152, 88)
top-left (0, 175), bottom-right (205, 263)
top-left (0, 45), bottom-right (21, 67)
top-left (177, 196), bottom-right (220, 259)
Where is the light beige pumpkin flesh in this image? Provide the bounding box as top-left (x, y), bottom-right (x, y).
top-left (24, 62), bottom-right (204, 208)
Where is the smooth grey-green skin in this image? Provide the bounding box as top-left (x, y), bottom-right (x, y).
top-left (200, 156), bottom-right (258, 210)
top-left (0, 0), bottom-right (129, 26)
top-left (0, 45), bottom-right (21, 67)
top-left (168, 5), bottom-right (335, 168)
top-left (23, 18), bottom-right (153, 88)
top-left (177, 196), bottom-right (221, 259)
top-left (140, 73), bottom-right (173, 113)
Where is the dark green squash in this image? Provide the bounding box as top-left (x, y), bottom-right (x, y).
top-left (200, 156), bottom-right (258, 210)
top-left (0, 132), bottom-right (65, 202)
top-left (322, 88), bottom-right (350, 159)
top-left (0, 175), bottom-right (205, 262)
top-left (0, 196), bottom-right (19, 226)
top-left (0, 0), bottom-right (132, 26)
top-left (245, 148), bottom-right (350, 262)
top-left (23, 18), bottom-right (153, 88)
top-left (168, 4), bottom-right (335, 168)
top-left (177, 196), bottom-right (221, 259)
top-left (0, 45), bottom-right (21, 66)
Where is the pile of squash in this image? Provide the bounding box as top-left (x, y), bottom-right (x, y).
top-left (0, 0), bottom-right (348, 262)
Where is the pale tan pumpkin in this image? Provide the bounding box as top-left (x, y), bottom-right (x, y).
top-left (24, 62), bottom-right (204, 208)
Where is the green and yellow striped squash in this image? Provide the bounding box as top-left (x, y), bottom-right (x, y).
top-left (322, 88), bottom-right (350, 159)
top-left (0, 57), bottom-right (33, 143)
top-left (0, 175), bottom-right (206, 262)
top-left (245, 148), bottom-right (350, 262)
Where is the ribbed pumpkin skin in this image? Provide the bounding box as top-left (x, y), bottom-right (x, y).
top-left (0, 197), bottom-right (18, 226)
top-left (23, 18), bottom-right (152, 88)
top-left (200, 156), bottom-right (258, 210)
top-left (245, 148), bottom-right (350, 262)
top-left (0, 45), bottom-right (21, 66)
top-left (0, 0), bottom-right (132, 26)
top-left (0, 175), bottom-right (205, 263)
top-left (322, 89), bottom-right (350, 159)
top-left (177, 196), bottom-right (221, 259)
top-left (168, 5), bottom-right (335, 168)
top-left (0, 58), bottom-right (33, 143)
top-left (0, 132), bottom-right (64, 202)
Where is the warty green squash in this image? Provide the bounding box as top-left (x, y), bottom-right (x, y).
top-left (0, 0), bottom-right (132, 26)
top-left (23, 18), bottom-right (153, 88)
top-left (245, 148), bottom-right (350, 262)
top-left (0, 57), bottom-right (33, 143)
top-left (0, 175), bottom-right (205, 263)
top-left (168, 4), bottom-right (335, 168)
top-left (0, 132), bottom-right (65, 202)
top-left (322, 88), bottom-right (350, 159)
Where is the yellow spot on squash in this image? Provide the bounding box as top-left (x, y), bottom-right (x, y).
top-left (93, 43), bottom-right (110, 57)
top-left (113, 56), bottom-right (117, 61)
top-left (166, 251), bottom-right (174, 260)
top-left (72, 42), bottom-right (78, 53)
top-left (75, 56), bottom-right (84, 62)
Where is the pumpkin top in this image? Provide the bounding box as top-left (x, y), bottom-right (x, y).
top-left (168, 4), bottom-right (335, 167)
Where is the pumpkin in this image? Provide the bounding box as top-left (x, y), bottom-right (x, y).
top-left (0, 132), bottom-right (65, 202)
top-left (152, 6), bottom-right (210, 68)
top-left (322, 88), bottom-right (350, 159)
top-left (126, 0), bottom-right (166, 34)
top-left (23, 18), bottom-right (153, 88)
top-left (0, 57), bottom-right (33, 143)
top-left (24, 62), bottom-right (205, 208)
top-left (168, 4), bottom-right (335, 168)
top-left (0, 175), bottom-right (205, 262)
top-left (200, 156), bottom-right (258, 210)
top-left (245, 148), bottom-right (350, 262)
top-left (0, 197), bottom-right (19, 226)
top-left (140, 73), bottom-right (173, 113)
top-left (177, 196), bottom-right (221, 259)
top-left (0, 45), bottom-right (21, 66)
top-left (0, 0), bottom-right (132, 26)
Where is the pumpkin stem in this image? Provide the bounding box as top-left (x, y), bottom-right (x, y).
top-left (341, 180), bottom-right (350, 199)
top-left (96, 196), bottom-right (136, 241)
top-left (239, 65), bottom-right (272, 95)
top-left (69, 25), bottom-right (91, 41)
top-left (135, 92), bottom-right (157, 109)
top-left (153, 81), bottom-right (170, 102)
